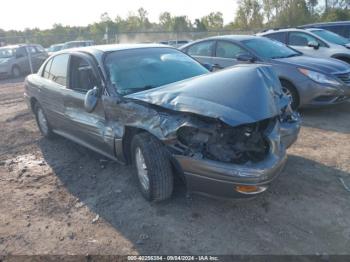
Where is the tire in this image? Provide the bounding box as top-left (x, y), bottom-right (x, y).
top-left (281, 80), bottom-right (299, 110)
top-left (11, 66), bottom-right (21, 78)
top-left (34, 103), bottom-right (54, 139)
top-left (131, 132), bottom-right (174, 202)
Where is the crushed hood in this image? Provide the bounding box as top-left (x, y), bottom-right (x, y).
top-left (125, 65), bottom-right (283, 127)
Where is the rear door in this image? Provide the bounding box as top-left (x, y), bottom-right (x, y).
top-left (184, 40), bottom-right (215, 66)
top-left (213, 40), bottom-right (252, 69)
top-left (37, 54), bottom-right (70, 131)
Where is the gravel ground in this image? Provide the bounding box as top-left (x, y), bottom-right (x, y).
top-left (0, 77), bottom-right (349, 255)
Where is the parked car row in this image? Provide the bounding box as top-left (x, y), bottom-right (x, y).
top-left (21, 22), bottom-right (350, 202)
top-left (46, 40), bottom-right (95, 55)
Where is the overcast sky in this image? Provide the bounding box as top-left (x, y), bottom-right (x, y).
top-left (0, 0), bottom-right (239, 31)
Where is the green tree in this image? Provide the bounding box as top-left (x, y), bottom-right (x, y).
top-left (234, 0), bottom-right (264, 29)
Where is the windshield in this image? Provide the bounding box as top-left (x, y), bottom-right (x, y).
top-left (104, 47), bottom-right (209, 95)
top-left (311, 29), bottom-right (349, 45)
top-left (243, 38), bottom-right (301, 59)
top-left (0, 48), bottom-right (15, 59)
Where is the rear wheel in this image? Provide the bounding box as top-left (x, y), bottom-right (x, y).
top-left (34, 103), bottom-right (54, 139)
top-left (11, 66), bottom-right (21, 78)
top-left (281, 80), bottom-right (299, 110)
top-left (131, 133), bottom-right (174, 202)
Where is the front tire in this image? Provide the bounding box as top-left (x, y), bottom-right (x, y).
top-left (281, 80), bottom-right (299, 110)
top-left (131, 133), bottom-right (174, 202)
top-left (34, 103), bottom-right (54, 139)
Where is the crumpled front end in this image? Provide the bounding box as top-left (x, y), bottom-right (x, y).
top-left (118, 65), bottom-right (301, 198)
top-left (167, 116), bottom-right (289, 198)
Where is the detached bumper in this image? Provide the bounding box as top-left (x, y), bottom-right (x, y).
top-left (174, 144), bottom-right (287, 199)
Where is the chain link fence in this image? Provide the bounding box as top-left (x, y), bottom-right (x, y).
top-left (0, 30), bottom-right (253, 48)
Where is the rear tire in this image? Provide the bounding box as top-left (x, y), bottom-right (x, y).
top-left (280, 80), bottom-right (299, 110)
top-left (131, 133), bottom-right (174, 202)
top-left (34, 103), bottom-right (54, 139)
top-left (11, 66), bottom-right (21, 78)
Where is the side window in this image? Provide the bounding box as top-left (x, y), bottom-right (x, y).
top-left (49, 54), bottom-right (69, 86)
top-left (42, 58), bottom-right (53, 79)
top-left (28, 46), bottom-right (37, 54)
top-left (35, 45), bottom-right (45, 53)
top-left (216, 41), bottom-right (248, 59)
top-left (265, 32), bottom-right (287, 44)
top-left (289, 32), bottom-right (325, 47)
top-left (69, 56), bottom-right (98, 93)
top-left (15, 47), bottom-right (26, 58)
top-left (187, 41), bottom-right (214, 57)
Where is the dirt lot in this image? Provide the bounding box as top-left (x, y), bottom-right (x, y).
top-left (0, 77), bottom-right (349, 255)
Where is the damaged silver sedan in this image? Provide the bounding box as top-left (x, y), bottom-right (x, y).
top-left (24, 44), bottom-right (300, 201)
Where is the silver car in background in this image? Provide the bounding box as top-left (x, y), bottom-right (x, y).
top-left (180, 35), bottom-right (350, 109)
top-left (0, 44), bottom-right (48, 78)
top-left (258, 28), bottom-right (350, 64)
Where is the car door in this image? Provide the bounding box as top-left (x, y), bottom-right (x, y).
top-left (62, 53), bottom-right (112, 155)
top-left (38, 54), bottom-right (70, 131)
top-left (213, 40), bottom-right (252, 69)
top-left (287, 31), bottom-right (328, 58)
top-left (14, 47), bottom-right (30, 73)
top-left (185, 40), bottom-right (215, 66)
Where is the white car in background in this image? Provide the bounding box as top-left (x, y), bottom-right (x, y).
top-left (258, 28), bottom-right (350, 64)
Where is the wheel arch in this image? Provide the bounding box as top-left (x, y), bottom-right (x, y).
top-left (121, 126), bottom-right (186, 183)
top-left (29, 97), bottom-right (39, 113)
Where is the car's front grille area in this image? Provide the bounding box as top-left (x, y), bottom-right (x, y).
top-left (335, 72), bottom-right (350, 85)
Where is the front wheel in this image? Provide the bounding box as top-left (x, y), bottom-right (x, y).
top-left (131, 133), bottom-right (174, 202)
top-left (281, 80), bottom-right (299, 110)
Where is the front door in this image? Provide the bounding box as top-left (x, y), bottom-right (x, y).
top-left (213, 40), bottom-right (252, 69)
top-left (62, 54), bottom-right (112, 155)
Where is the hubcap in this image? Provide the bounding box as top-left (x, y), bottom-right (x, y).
top-left (282, 86), bottom-right (293, 104)
top-left (135, 147), bottom-right (150, 191)
top-left (37, 108), bottom-right (49, 135)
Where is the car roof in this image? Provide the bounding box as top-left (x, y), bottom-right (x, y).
top-left (56, 43), bottom-right (174, 56)
top-left (206, 35), bottom-right (258, 41)
top-left (0, 44), bottom-right (37, 49)
top-left (302, 21), bottom-right (350, 27)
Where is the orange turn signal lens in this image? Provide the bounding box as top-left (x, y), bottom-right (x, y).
top-left (235, 185), bottom-right (267, 194)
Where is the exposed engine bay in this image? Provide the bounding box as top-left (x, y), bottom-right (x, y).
top-left (173, 118), bottom-right (274, 165)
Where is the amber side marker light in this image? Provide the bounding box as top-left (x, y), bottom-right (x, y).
top-left (235, 185), bottom-right (267, 194)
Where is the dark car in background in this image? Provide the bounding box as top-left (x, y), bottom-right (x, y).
top-left (300, 21), bottom-right (350, 40)
top-left (0, 44), bottom-right (48, 78)
top-left (180, 35), bottom-right (350, 109)
top-left (24, 44), bottom-right (300, 201)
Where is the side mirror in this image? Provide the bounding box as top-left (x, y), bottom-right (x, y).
top-left (307, 41), bottom-right (320, 49)
top-left (84, 87), bottom-right (99, 113)
top-left (237, 53), bottom-right (256, 62)
top-left (202, 63), bottom-right (214, 72)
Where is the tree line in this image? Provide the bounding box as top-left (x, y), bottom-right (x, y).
top-left (0, 0), bottom-right (349, 47)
